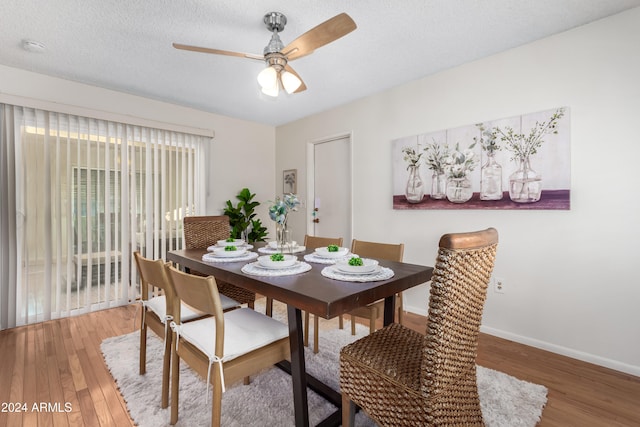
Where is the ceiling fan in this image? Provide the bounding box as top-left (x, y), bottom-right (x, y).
top-left (173, 12), bottom-right (357, 97)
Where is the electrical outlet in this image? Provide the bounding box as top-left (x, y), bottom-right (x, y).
top-left (494, 277), bottom-right (505, 293)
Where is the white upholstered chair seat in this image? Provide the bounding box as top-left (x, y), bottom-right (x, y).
top-left (145, 294), bottom-right (238, 323)
top-left (166, 265), bottom-right (291, 426)
top-left (175, 308), bottom-right (288, 363)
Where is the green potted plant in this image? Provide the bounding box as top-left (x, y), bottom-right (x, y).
top-left (223, 188), bottom-right (268, 242)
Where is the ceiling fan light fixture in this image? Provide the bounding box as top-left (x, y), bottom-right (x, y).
top-left (281, 70), bottom-right (302, 94)
top-left (257, 66), bottom-right (278, 90)
top-left (175, 12), bottom-right (356, 97)
top-left (261, 84), bottom-right (279, 97)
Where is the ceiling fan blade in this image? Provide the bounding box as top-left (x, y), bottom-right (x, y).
top-left (283, 13), bottom-right (356, 61)
top-left (284, 65), bottom-right (307, 93)
top-left (172, 43), bottom-right (263, 60)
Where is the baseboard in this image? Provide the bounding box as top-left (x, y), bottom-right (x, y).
top-left (479, 326), bottom-right (640, 377)
top-left (404, 306), bottom-right (640, 377)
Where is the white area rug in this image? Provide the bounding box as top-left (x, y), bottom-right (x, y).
top-left (101, 302), bottom-right (546, 426)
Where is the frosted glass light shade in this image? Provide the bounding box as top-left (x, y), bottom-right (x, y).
top-left (281, 71), bottom-right (302, 94)
top-left (261, 84), bottom-right (279, 97)
top-left (257, 66), bottom-right (278, 90)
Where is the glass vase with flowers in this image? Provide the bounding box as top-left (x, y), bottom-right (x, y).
top-left (401, 145), bottom-right (425, 203)
top-left (444, 142), bottom-right (477, 203)
top-left (474, 123), bottom-right (503, 201)
top-left (268, 193), bottom-right (300, 252)
top-left (423, 140), bottom-right (449, 200)
top-left (493, 108), bottom-right (565, 203)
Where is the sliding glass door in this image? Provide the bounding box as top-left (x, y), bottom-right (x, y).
top-left (0, 104), bottom-right (207, 328)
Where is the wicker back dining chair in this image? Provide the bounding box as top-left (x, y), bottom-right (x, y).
top-left (133, 252), bottom-right (239, 409)
top-left (183, 215), bottom-right (256, 309)
top-left (342, 239), bottom-right (405, 335)
top-left (340, 228), bottom-right (499, 426)
top-left (166, 265), bottom-right (290, 427)
top-left (301, 234), bottom-right (344, 353)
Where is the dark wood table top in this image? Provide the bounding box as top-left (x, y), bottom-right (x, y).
top-left (166, 247), bottom-right (433, 319)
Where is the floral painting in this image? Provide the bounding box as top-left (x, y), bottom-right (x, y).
top-left (392, 107), bottom-right (570, 210)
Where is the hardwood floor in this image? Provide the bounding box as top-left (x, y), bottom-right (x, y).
top-left (404, 313), bottom-right (640, 427)
top-left (1, 303), bottom-right (638, 426)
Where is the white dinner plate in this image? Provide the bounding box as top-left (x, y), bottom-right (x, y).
top-left (314, 247), bottom-right (350, 259)
top-left (255, 261), bottom-right (301, 270)
top-left (217, 239), bottom-right (245, 247)
top-left (335, 258), bottom-right (379, 274)
top-left (257, 254), bottom-right (298, 269)
top-left (208, 244), bottom-right (253, 251)
top-left (332, 265), bottom-right (382, 276)
top-left (211, 247), bottom-right (247, 257)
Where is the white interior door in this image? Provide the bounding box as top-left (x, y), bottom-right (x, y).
top-left (311, 136), bottom-right (352, 247)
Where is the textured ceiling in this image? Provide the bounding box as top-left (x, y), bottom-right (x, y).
top-left (2, 1), bottom-right (639, 126)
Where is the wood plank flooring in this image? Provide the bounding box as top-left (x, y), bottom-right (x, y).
top-left (0, 303), bottom-right (638, 426)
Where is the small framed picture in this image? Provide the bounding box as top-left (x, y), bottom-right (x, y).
top-left (283, 169), bottom-right (297, 194)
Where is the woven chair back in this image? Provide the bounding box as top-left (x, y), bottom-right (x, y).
top-left (183, 215), bottom-right (230, 249)
top-left (182, 215), bottom-right (256, 307)
top-left (421, 227), bottom-right (498, 397)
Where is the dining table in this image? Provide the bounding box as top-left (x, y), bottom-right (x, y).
top-left (167, 243), bottom-right (433, 427)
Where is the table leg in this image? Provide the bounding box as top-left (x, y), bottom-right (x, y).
top-left (287, 305), bottom-right (309, 427)
top-left (383, 295), bottom-right (396, 326)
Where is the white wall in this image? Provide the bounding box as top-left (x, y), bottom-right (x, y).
top-left (276, 8), bottom-right (640, 375)
top-left (0, 64), bottom-right (276, 223)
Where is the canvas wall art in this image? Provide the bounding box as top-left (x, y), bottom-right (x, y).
top-left (392, 107), bottom-right (570, 210)
top-left (283, 169), bottom-right (297, 194)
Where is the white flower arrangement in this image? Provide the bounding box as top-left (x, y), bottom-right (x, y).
top-left (401, 146), bottom-right (423, 169)
top-left (445, 142), bottom-right (478, 178)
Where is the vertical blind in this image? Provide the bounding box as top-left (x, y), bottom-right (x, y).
top-left (0, 104), bottom-right (207, 329)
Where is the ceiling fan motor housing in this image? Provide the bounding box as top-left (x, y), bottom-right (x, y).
top-left (263, 12), bottom-right (287, 56)
top-left (263, 32), bottom-right (285, 56)
top-left (264, 12), bottom-right (287, 33)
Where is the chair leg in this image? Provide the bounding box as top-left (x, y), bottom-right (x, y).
top-left (369, 310), bottom-right (376, 334)
top-left (397, 292), bottom-right (404, 325)
top-left (161, 332), bottom-right (171, 408)
top-left (170, 334), bottom-right (180, 425)
top-left (351, 315), bottom-right (356, 335)
top-left (266, 297), bottom-right (273, 317)
top-left (304, 311), bottom-right (310, 347)
top-left (313, 315), bottom-right (319, 354)
top-left (342, 393), bottom-right (356, 427)
top-left (139, 323), bottom-right (147, 375)
top-left (211, 368), bottom-right (224, 427)
top-left (339, 315), bottom-right (344, 329)
top-left (248, 300), bottom-right (254, 309)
